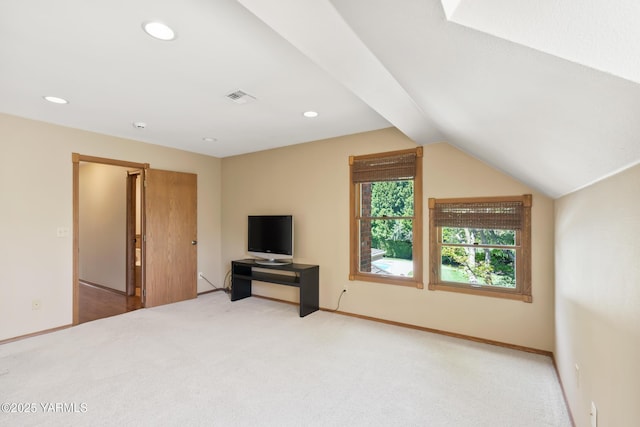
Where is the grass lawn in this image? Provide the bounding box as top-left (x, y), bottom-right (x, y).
top-left (441, 265), bottom-right (468, 283)
top-left (440, 265), bottom-right (515, 288)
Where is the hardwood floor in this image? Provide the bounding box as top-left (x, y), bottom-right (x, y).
top-left (79, 282), bottom-right (142, 324)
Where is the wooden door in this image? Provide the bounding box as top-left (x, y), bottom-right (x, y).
top-left (144, 169), bottom-right (197, 307)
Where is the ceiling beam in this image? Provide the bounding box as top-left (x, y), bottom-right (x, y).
top-left (236, 0), bottom-right (444, 145)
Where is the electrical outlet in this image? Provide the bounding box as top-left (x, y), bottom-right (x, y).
top-left (342, 288), bottom-right (347, 293)
top-left (590, 401), bottom-right (597, 427)
top-left (198, 272), bottom-right (204, 279)
top-left (32, 299), bottom-right (41, 310)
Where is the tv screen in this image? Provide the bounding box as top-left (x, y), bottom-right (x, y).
top-left (247, 215), bottom-right (293, 264)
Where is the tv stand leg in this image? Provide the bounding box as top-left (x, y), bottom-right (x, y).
top-left (298, 268), bottom-right (319, 317)
top-left (231, 277), bottom-right (252, 301)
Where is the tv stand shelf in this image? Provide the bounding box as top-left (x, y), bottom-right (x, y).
top-left (231, 259), bottom-right (319, 317)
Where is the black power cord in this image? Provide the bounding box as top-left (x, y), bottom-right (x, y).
top-left (330, 289), bottom-right (347, 312)
top-left (200, 270), bottom-right (231, 294)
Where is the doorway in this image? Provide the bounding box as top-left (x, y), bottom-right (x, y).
top-left (72, 154), bottom-right (199, 325)
top-left (73, 155), bottom-right (147, 324)
top-left (126, 170), bottom-right (142, 297)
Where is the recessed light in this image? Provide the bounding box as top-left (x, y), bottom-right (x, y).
top-left (142, 21), bottom-right (176, 41)
top-left (202, 137), bottom-right (218, 143)
top-left (303, 111), bottom-right (319, 118)
top-left (43, 96), bottom-right (68, 104)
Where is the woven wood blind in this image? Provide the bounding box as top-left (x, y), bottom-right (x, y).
top-left (351, 151), bottom-right (417, 183)
top-left (433, 201), bottom-right (523, 230)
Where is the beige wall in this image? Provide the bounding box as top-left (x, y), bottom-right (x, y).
top-left (79, 163), bottom-right (128, 292)
top-left (0, 113), bottom-right (223, 341)
top-left (221, 128), bottom-right (556, 351)
top-left (555, 164), bottom-right (640, 426)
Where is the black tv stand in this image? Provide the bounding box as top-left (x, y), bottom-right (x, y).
top-left (231, 259), bottom-right (319, 317)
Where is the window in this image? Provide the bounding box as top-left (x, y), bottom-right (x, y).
top-left (349, 148), bottom-right (423, 288)
top-left (428, 195), bottom-right (532, 302)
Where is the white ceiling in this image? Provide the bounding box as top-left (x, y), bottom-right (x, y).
top-left (1, 0), bottom-right (639, 198)
top-left (442, 0), bottom-right (640, 85)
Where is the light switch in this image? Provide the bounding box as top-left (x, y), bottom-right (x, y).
top-left (56, 227), bottom-right (69, 237)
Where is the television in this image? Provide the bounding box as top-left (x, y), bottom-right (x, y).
top-left (247, 215), bottom-right (294, 265)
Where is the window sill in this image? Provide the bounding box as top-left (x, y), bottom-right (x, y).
top-left (428, 282), bottom-right (532, 302)
top-left (350, 273), bottom-right (423, 289)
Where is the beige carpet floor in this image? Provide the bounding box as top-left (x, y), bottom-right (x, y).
top-left (0, 292), bottom-right (571, 426)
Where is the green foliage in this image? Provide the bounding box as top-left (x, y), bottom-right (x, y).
top-left (382, 239), bottom-right (412, 259)
top-left (369, 180), bottom-right (413, 260)
top-left (370, 181), bottom-right (414, 217)
top-left (441, 227), bottom-right (515, 287)
top-left (442, 227), bottom-right (514, 246)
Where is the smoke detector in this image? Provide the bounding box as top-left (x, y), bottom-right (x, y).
top-left (132, 121), bottom-right (147, 129)
top-left (226, 90), bottom-right (256, 104)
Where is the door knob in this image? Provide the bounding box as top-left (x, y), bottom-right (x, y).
top-left (191, 240), bottom-right (198, 245)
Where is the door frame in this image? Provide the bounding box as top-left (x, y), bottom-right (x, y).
top-left (72, 153), bottom-right (149, 325)
top-left (126, 171), bottom-right (141, 297)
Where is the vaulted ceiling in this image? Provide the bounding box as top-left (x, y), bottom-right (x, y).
top-left (1, 0), bottom-right (639, 198)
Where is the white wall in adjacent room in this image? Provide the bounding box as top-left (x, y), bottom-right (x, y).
top-left (79, 162), bottom-right (128, 292)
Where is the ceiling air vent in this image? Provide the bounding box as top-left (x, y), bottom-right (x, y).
top-left (226, 90), bottom-right (256, 104)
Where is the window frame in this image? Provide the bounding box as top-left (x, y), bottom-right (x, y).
top-left (349, 147), bottom-right (423, 288)
top-left (428, 195), bottom-right (532, 302)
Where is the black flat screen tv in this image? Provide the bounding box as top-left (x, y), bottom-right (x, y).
top-left (247, 215), bottom-right (293, 265)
